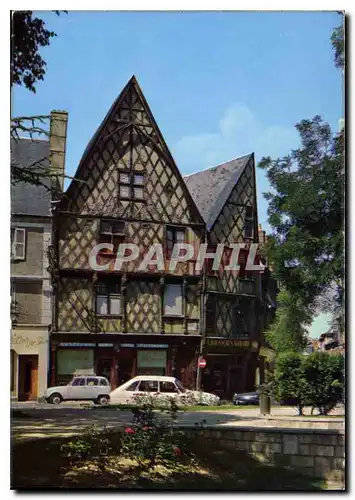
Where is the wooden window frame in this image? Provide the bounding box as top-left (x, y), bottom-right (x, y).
top-left (98, 220), bottom-right (125, 255)
top-left (166, 226), bottom-right (185, 259)
top-left (244, 206), bottom-right (254, 239)
top-left (12, 228), bottom-right (26, 261)
top-left (163, 281), bottom-right (184, 318)
top-left (96, 281), bottom-right (122, 317)
top-left (119, 171), bottom-right (145, 201)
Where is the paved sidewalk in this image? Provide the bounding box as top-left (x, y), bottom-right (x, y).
top-left (11, 404), bottom-right (344, 443)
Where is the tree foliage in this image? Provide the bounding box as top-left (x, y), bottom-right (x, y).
top-left (11, 11), bottom-right (60, 93)
top-left (259, 117), bottom-right (344, 351)
top-left (331, 21), bottom-right (345, 70)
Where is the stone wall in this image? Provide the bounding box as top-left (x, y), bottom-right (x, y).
top-left (184, 426), bottom-right (345, 486)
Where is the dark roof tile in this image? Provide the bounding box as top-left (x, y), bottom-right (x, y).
top-left (11, 138), bottom-right (52, 217)
top-left (184, 154), bottom-right (252, 228)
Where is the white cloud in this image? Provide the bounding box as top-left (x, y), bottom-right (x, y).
top-left (173, 102), bottom-right (299, 174)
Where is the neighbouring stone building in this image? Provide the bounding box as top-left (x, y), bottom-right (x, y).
top-left (48, 76), bottom-right (276, 398)
top-left (10, 111), bottom-right (68, 400)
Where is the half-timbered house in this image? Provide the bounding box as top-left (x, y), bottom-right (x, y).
top-left (49, 76), bottom-right (276, 396)
top-left (185, 156), bottom-right (276, 397)
top-left (49, 76), bottom-right (206, 389)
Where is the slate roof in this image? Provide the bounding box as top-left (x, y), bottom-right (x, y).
top-left (183, 154), bottom-right (253, 229)
top-left (11, 138), bottom-right (52, 217)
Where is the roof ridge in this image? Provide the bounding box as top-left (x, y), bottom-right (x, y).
top-left (183, 152), bottom-right (253, 178)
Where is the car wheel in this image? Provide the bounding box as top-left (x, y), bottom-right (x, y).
top-left (48, 393), bottom-right (62, 405)
top-left (97, 395), bottom-right (109, 406)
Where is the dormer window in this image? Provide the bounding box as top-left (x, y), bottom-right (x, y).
top-left (119, 171), bottom-right (144, 200)
top-left (99, 220), bottom-right (125, 254)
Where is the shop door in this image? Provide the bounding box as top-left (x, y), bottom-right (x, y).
top-left (18, 355), bottom-right (38, 401)
top-left (96, 359), bottom-right (112, 383)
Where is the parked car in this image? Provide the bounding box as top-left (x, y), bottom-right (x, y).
top-left (232, 391), bottom-right (259, 405)
top-left (44, 375), bottom-right (111, 405)
top-left (109, 376), bottom-right (220, 406)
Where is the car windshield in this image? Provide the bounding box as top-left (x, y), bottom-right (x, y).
top-left (175, 380), bottom-right (186, 393)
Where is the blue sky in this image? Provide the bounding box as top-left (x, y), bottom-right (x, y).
top-left (12, 11), bottom-right (343, 336)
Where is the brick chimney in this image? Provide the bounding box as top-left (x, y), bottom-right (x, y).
top-left (258, 224), bottom-right (267, 246)
top-left (49, 110), bottom-right (68, 192)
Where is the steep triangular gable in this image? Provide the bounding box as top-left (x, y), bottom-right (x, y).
top-left (209, 153), bottom-right (259, 244)
top-left (60, 76), bottom-right (204, 225)
top-left (184, 154), bottom-right (252, 229)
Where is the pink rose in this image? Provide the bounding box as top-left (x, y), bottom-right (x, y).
top-left (125, 427), bottom-right (135, 434)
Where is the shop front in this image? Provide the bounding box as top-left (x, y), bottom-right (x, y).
top-left (50, 334), bottom-right (201, 390)
top-left (202, 338), bottom-right (259, 400)
top-left (11, 326), bottom-right (49, 401)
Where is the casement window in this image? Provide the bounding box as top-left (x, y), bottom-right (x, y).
top-left (96, 281), bottom-right (121, 316)
top-left (164, 283), bottom-right (183, 316)
top-left (99, 220), bottom-right (125, 253)
top-left (11, 228), bottom-right (26, 260)
top-left (166, 227), bottom-right (185, 257)
top-left (244, 206), bottom-right (254, 239)
top-left (119, 171), bottom-right (144, 200)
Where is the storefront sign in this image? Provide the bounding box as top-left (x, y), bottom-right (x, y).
top-left (12, 334), bottom-right (48, 348)
top-left (137, 350), bottom-right (167, 368)
top-left (59, 342), bottom-right (96, 348)
top-left (136, 343), bottom-right (169, 349)
top-left (206, 338), bottom-right (258, 352)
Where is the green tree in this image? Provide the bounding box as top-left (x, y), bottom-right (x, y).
top-left (331, 18), bottom-right (345, 70)
top-left (259, 117), bottom-right (344, 351)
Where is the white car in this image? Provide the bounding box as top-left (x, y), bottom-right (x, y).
top-left (109, 375), bottom-right (220, 406)
top-left (44, 375), bottom-right (111, 405)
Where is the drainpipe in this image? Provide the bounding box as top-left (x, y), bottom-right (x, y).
top-left (196, 229), bottom-right (207, 391)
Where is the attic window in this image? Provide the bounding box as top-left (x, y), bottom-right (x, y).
top-left (119, 171), bottom-right (144, 200)
top-left (99, 220), bottom-right (125, 254)
top-left (244, 206), bottom-right (254, 239)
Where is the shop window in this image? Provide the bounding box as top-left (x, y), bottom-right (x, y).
top-left (166, 226), bottom-right (185, 258)
top-left (11, 228), bottom-right (26, 260)
top-left (164, 283), bottom-right (183, 316)
top-left (244, 206), bottom-right (254, 239)
top-left (139, 380), bottom-right (159, 392)
top-left (119, 171), bottom-right (144, 200)
top-left (96, 281), bottom-right (121, 316)
top-left (160, 381), bottom-right (179, 393)
top-left (99, 220), bottom-right (125, 254)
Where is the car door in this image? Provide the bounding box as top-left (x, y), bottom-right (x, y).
top-left (117, 380), bottom-right (141, 404)
top-left (159, 380), bottom-right (180, 401)
top-left (67, 377), bottom-right (87, 400)
top-left (138, 380), bottom-right (159, 404)
top-left (86, 377), bottom-right (100, 399)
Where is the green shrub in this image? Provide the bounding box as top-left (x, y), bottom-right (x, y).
top-left (270, 350), bottom-right (344, 415)
top-left (120, 393), bottom-right (195, 470)
top-left (303, 351), bottom-right (344, 415)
